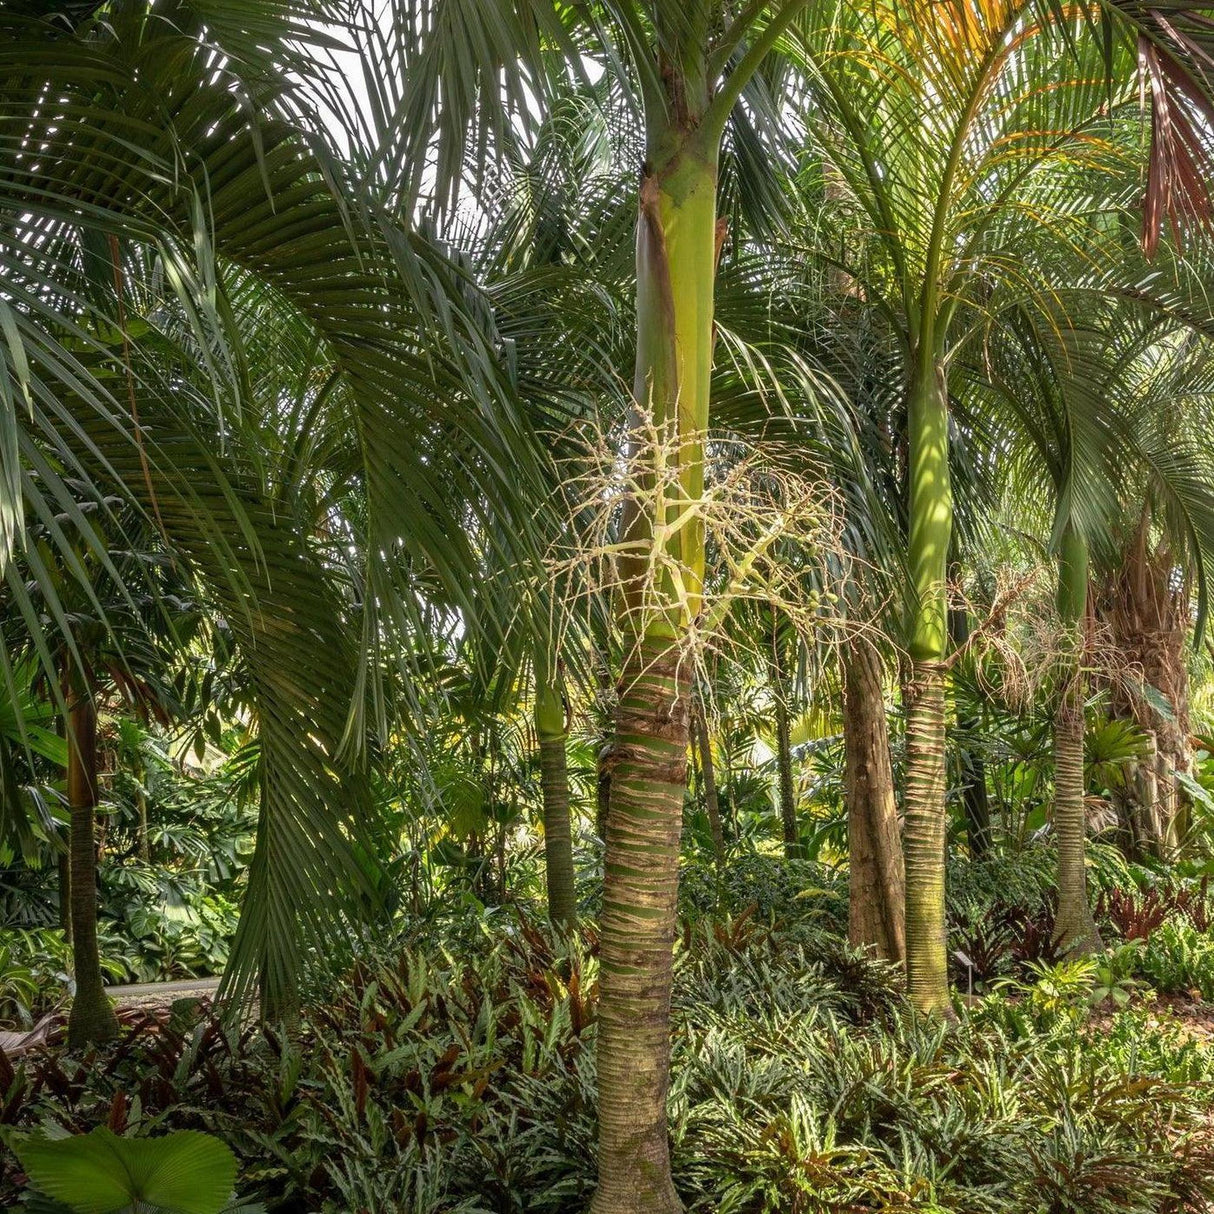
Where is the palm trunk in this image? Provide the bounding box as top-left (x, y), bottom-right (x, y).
top-left (535, 664), bottom-right (577, 926)
top-left (843, 635), bottom-right (906, 964)
top-left (589, 7), bottom-right (806, 1198)
top-left (64, 676), bottom-right (119, 1048)
top-left (136, 764), bottom-right (150, 863)
top-left (596, 741), bottom-right (612, 843)
top-left (1095, 513), bottom-right (1190, 858)
top-left (768, 632), bottom-right (799, 858)
top-left (59, 851), bottom-right (72, 942)
top-left (691, 693), bottom-right (725, 865)
top-left (1052, 525), bottom-right (1102, 955)
top-left (774, 692), bottom-right (799, 859)
top-left (593, 635), bottom-right (691, 1214)
top-left (902, 354), bottom-right (953, 1016)
top-left (591, 134), bottom-right (717, 1214)
top-left (947, 602), bottom-right (992, 857)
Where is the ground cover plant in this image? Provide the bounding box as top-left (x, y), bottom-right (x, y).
top-left (6, 0), bottom-right (1214, 1210)
top-left (3, 884), bottom-right (1213, 1212)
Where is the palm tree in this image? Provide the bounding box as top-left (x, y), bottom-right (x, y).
top-left (388, 5), bottom-right (815, 1201)
top-left (975, 288), bottom-right (1214, 949)
top-left (0, 0), bottom-right (553, 1019)
top-left (784, 0), bottom-right (1201, 1011)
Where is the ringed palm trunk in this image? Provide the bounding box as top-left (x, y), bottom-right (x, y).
top-left (591, 133), bottom-right (716, 1214)
top-left (535, 661), bottom-right (577, 926)
top-left (1053, 524), bottom-right (1102, 955)
top-left (590, 13), bottom-right (805, 1204)
top-left (843, 635), bottom-right (906, 964)
top-left (902, 353), bottom-right (953, 1016)
top-left (64, 673), bottom-right (120, 1047)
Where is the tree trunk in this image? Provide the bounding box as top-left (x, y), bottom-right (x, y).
top-left (136, 772), bottom-right (150, 864)
top-left (535, 667), bottom-right (577, 926)
top-left (843, 636), bottom-right (905, 964)
top-left (591, 120), bottom-right (718, 1214)
top-left (947, 602), bottom-right (992, 857)
top-left (64, 678), bottom-right (119, 1048)
top-left (902, 353), bottom-right (953, 1016)
top-left (58, 851), bottom-right (72, 942)
top-left (592, 636), bottom-right (690, 1214)
top-left (1052, 524), bottom-right (1102, 956)
top-left (774, 692), bottom-right (799, 859)
top-left (1094, 512), bottom-right (1191, 856)
top-left (589, 4), bottom-right (805, 1192)
top-left (691, 693), bottom-right (725, 865)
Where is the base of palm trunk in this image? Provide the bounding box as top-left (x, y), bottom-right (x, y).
top-left (589, 1166), bottom-right (683, 1214)
top-left (1054, 902), bottom-right (1103, 956)
top-left (903, 659), bottom-right (952, 1017)
top-left (66, 989), bottom-right (119, 1048)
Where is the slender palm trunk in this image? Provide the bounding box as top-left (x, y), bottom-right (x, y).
top-left (591, 137), bottom-right (716, 1214)
top-left (64, 676), bottom-right (119, 1048)
top-left (1053, 524), bottom-right (1102, 955)
top-left (535, 666), bottom-right (577, 926)
top-left (774, 692), bottom-right (799, 859)
top-left (843, 635), bottom-right (906, 963)
top-left (947, 602), bottom-right (991, 857)
top-left (692, 693), bottom-right (725, 865)
top-left (902, 354), bottom-right (953, 1016)
top-left (136, 767), bottom-right (150, 864)
top-left (58, 852), bottom-right (72, 941)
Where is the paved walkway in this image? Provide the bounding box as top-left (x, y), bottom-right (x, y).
top-left (107, 975), bottom-right (221, 1006)
top-left (0, 975), bottom-right (222, 1058)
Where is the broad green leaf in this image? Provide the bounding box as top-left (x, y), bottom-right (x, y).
top-left (14, 1128), bottom-right (238, 1214)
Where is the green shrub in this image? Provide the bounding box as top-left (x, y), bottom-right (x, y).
top-left (0, 929), bottom-right (124, 1028)
top-left (3, 906), bottom-right (1212, 1213)
top-left (1137, 916), bottom-right (1214, 1000)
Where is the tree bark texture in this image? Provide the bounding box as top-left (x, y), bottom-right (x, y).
top-left (1095, 512), bottom-right (1192, 856)
top-left (535, 674), bottom-right (577, 926)
top-left (1052, 525), bottom-right (1102, 955)
top-left (591, 637), bottom-right (691, 1214)
top-left (65, 680), bottom-right (120, 1047)
top-left (843, 636), bottom-right (906, 964)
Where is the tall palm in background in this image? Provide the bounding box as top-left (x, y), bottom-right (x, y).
top-left (785, 0), bottom-right (1213, 1012)
top-left (975, 297), bottom-right (1214, 951)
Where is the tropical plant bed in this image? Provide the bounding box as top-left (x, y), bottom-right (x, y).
top-left (3, 912), bottom-right (1213, 1213)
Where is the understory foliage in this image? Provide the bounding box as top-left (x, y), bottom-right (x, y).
top-left (2, 870), bottom-right (1212, 1214)
top-left (8, 0), bottom-right (1214, 1209)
